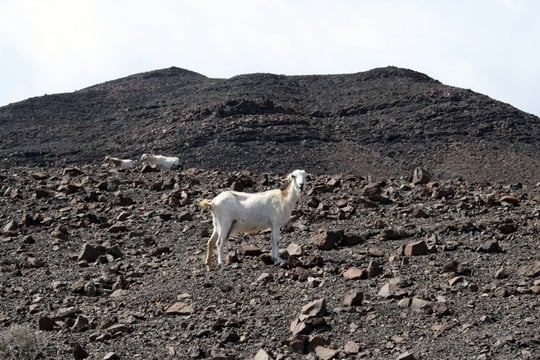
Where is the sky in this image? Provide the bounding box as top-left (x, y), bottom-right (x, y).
top-left (1, 0), bottom-right (539, 117)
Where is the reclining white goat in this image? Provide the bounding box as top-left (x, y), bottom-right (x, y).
top-left (140, 153), bottom-right (180, 169)
top-left (104, 155), bottom-right (135, 169)
top-left (200, 169), bottom-right (311, 271)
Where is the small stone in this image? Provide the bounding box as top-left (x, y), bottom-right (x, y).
top-left (343, 340), bottom-right (361, 354)
top-left (314, 346), bottom-right (338, 360)
top-left (287, 243), bottom-right (303, 256)
top-left (256, 272), bottom-right (273, 284)
top-left (310, 228), bottom-right (343, 250)
top-left (102, 352), bottom-right (119, 360)
top-left (22, 235), bottom-right (36, 244)
top-left (518, 261), bottom-right (540, 277)
top-left (72, 344), bottom-right (89, 359)
top-left (411, 207), bottom-right (429, 218)
top-left (307, 277), bottom-right (322, 288)
top-left (226, 250), bottom-right (240, 264)
top-left (106, 324), bottom-right (131, 336)
top-left (3, 220), bottom-right (19, 236)
top-left (480, 314), bottom-right (496, 324)
top-left (403, 240), bottom-right (428, 256)
top-left (433, 302), bottom-right (450, 316)
top-left (302, 255), bottom-right (324, 268)
top-left (442, 261), bottom-right (458, 273)
top-left (78, 243), bottom-right (107, 263)
top-left (292, 267), bottom-right (312, 282)
top-left (71, 315), bottom-right (89, 332)
top-left (397, 351), bottom-right (415, 360)
top-left (367, 260), bottom-right (382, 277)
top-left (377, 280), bottom-right (408, 299)
top-left (494, 286), bottom-right (509, 297)
top-left (290, 318), bottom-right (309, 336)
top-left (499, 195), bottom-right (519, 206)
top-left (397, 298), bottom-right (412, 308)
top-left (109, 289), bottom-right (128, 297)
top-left (38, 315), bottom-right (56, 331)
top-left (342, 232), bottom-right (363, 246)
top-left (410, 298), bottom-right (432, 312)
top-left (449, 276), bottom-right (465, 286)
top-left (289, 335), bottom-right (307, 354)
top-left (368, 246), bottom-right (385, 257)
top-left (300, 298), bottom-right (327, 319)
top-left (108, 224), bottom-right (128, 233)
top-left (342, 267), bottom-right (367, 280)
top-left (166, 301), bottom-right (194, 316)
top-left (379, 228), bottom-right (409, 241)
top-left (307, 335), bottom-right (330, 353)
top-left (253, 348), bottom-right (274, 360)
top-left (477, 239), bottom-right (503, 253)
top-left (51, 225), bottom-right (68, 240)
top-left (495, 266), bottom-right (509, 279)
top-left (220, 329), bottom-right (240, 344)
top-left (497, 222), bottom-right (517, 234)
top-left (343, 290), bottom-right (363, 306)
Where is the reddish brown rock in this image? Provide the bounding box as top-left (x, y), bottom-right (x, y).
top-left (343, 290), bottom-right (363, 306)
top-left (310, 228), bottom-right (343, 250)
top-left (403, 240), bottom-right (429, 256)
top-left (165, 302), bottom-right (194, 316)
top-left (342, 267), bottom-right (367, 280)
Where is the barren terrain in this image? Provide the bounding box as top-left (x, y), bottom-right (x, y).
top-left (0, 67), bottom-right (539, 359)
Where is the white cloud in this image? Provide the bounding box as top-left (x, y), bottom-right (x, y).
top-left (0, 0), bottom-right (539, 116)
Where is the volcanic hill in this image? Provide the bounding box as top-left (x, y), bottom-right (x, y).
top-left (1, 66), bottom-right (538, 183)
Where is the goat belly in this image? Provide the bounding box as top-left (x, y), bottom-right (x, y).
top-left (233, 217), bottom-right (271, 235)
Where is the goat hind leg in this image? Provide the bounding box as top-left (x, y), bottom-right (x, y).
top-left (205, 229), bottom-right (218, 270)
top-left (216, 221), bottom-right (234, 271)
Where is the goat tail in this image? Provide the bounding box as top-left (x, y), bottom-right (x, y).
top-left (199, 199), bottom-right (212, 209)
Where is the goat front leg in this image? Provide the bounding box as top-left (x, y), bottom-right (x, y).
top-left (271, 226), bottom-right (283, 265)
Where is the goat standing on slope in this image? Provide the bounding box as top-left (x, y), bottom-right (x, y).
top-left (199, 169), bottom-right (311, 271)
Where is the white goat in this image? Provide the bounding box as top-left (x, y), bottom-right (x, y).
top-left (199, 169), bottom-right (311, 271)
top-left (104, 155), bottom-right (134, 169)
top-left (140, 153), bottom-right (180, 169)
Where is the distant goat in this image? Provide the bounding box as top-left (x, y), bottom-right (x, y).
top-left (199, 169), bottom-right (311, 271)
top-left (104, 155), bottom-right (134, 169)
top-left (140, 153), bottom-right (180, 169)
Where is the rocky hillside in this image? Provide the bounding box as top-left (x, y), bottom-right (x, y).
top-left (0, 164), bottom-right (539, 359)
top-left (1, 66), bottom-right (539, 184)
top-left (0, 67), bottom-right (539, 359)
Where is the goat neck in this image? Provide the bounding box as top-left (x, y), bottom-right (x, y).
top-left (281, 178), bottom-right (302, 204)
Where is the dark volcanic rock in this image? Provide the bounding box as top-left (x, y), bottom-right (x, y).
top-left (0, 66), bottom-right (538, 184)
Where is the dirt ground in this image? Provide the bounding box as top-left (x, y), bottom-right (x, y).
top-left (1, 164), bottom-right (539, 359)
